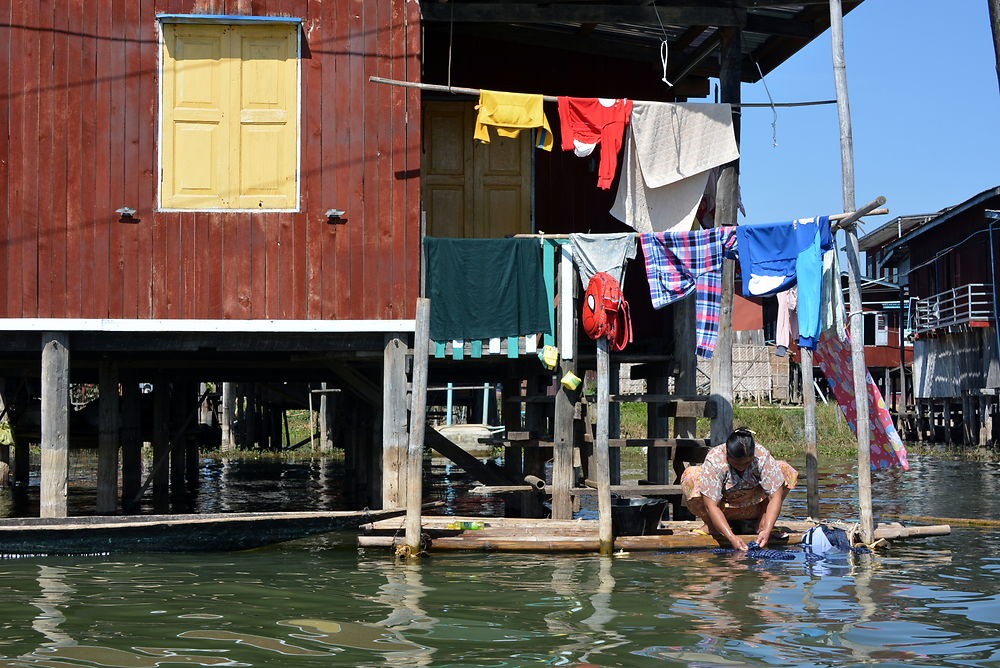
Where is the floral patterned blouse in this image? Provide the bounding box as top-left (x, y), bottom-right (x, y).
top-left (696, 443), bottom-right (785, 503)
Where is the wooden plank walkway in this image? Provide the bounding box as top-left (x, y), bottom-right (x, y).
top-left (359, 516), bottom-right (951, 553)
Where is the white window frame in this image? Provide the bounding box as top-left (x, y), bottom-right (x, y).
top-left (155, 14), bottom-right (303, 213)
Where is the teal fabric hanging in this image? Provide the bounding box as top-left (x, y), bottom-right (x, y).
top-left (424, 237), bottom-right (552, 342)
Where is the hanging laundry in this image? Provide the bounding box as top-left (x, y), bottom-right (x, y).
top-left (611, 102), bottom-right (739, 233)
top-left (821, 245), bottom-right (848, 340)
top-left (814, 331), bottom-right (910, 471)
top-left (775, 287), bottom-right (798, 357)
top-left (423, 238), bottom-right (552, 342)
top-left (736, 216), bottom-right (833, 350)
top-left (557, 97), bottom-right (633, 189)
top-left (474, 90), bottom-right (553, 151)
top-left (569, 233), bottom-right (637, 287)
top-left (639, 227), bottom-right (736, 358)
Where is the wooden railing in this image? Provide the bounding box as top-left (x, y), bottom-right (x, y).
top-left (913, 283), bottom-right (994, 333)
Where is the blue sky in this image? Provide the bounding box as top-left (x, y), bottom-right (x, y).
top-left (721, 0), bottom-right (1000, 237)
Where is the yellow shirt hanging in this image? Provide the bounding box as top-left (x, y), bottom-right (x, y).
top-left (474, 90), bottom-right (554, 151)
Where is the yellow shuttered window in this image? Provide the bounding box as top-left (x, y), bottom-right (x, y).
top-left (160, 23), bottom-right (298, 211)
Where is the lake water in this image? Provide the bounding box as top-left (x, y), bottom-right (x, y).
top-left (0, 453), bottom-right (998, 667)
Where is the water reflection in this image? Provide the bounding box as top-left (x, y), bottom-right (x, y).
top-left (0, 454), bottom-right (998, 666)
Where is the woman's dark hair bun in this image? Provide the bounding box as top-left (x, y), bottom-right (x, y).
top-left (726, 428), bottom-right (756, 459)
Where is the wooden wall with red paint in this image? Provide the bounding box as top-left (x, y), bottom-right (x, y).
top-left (0, 0), bottom-right (420, 321)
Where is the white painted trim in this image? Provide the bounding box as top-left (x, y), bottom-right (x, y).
top-left (0, 319), bottom-right (416, 333)
top-left (560, 245), bottom-right (575, 359)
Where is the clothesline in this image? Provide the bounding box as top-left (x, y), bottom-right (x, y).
top-left (368, 76), bottom-right (836, 108)
top-left (513, 197), bottom-right (889, 239)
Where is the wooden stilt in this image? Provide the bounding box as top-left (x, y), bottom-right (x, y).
top-left (97, 361), bottom-right (120, 514)
top-left (710, 26), bottom-right (741, 446)
top-left (0, 378), bottom-right (9, 469)
top-left (672, 297), bottom-right (697, 520)
top-left (14, 439), bottom-right (28, 490)
top-left (40, 332), bottom-right (70, 518)
top-left (220, 382), bottom-right (235, 452)
top-left (802, 349), bottom-right (820, 518)
top-left (608, 362), bottom-right (621, 486)
top-left (382, 334), bottom-right (408, 508)
top-left (982, 396), bottom-right (994, 446)
top-left (501, 373), bottom-right (524, 518)
top-left (152, 379), bottom-right (170, 510)
top-left (319, 382), bottom-right (332, 452)
top-left (831, 0), bottom-right (873, 543)
top-left (186, 384), bottom-right (200, 487)
top-left (170, 382), bottom-right (186, 495)
top-left (120, 373), bottom-right (142, 510)
top-left (594, 338), bottom-right (613, 555)
top-left (523, 398), bottom-right (547, 518)
top-left (552, 248), bottom-right (577, 519)
top-left (404, 299), bottom-right (432, 554)
top-left (943, 399), bottom-right (953, 445)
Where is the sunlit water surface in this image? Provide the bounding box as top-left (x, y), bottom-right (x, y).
top-left (0, 453), bottom-right (997, 667)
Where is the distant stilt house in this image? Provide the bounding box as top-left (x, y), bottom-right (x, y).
top-left (862, 187), bottom-right (1000, 445)
top-left (0, 0), bottom-right (865, 520)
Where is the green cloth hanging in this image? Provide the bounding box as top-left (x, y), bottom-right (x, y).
top-left (423, 237), bottom-right (552, 342)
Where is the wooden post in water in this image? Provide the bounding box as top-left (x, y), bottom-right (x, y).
top-left (711, 26), bottom-right (741, 446)
top-left (152, 378), bottom-right (170, 510)
top-left (803, 349), bottom-right (820, 518)
top-left (830, 0), bottom-right (874, 543)
top-left (552, 248), bottom-right (577, 519)
top-left (97, 361), bottom-right (120, 514)
top-left (40, 332), bottom-right (70, 518)
top-left (120, 373), bottom-right (142, 510)
top-left (220, 382), bottom-right (235, 452)
top-left (383, 333), bottom-right (409, 508)
top-left (404, 299), bottom-right (431, 554)
top-left (319, 382), bottom-right (333, 452)
top-left (595, 337), bottom-right (613, 555)
top-left (170, 382), bottom-right (186, 494)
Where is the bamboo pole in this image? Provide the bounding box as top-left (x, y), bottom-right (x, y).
top-left (594, 338), bottom-right (613, 555)
top-left (830, 0), bottom-right (873, 544)
top-left (40, 332), bottom-right (70, 519)
top-left (404, 299), bottom-right (432, 554)
top-left (990, 0), bottom-right (1000, 94)
top-left (367, 76), bottom-right (835, 108)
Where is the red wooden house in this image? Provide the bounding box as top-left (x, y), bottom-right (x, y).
top-left (0, 1), bottom-right (860, 518)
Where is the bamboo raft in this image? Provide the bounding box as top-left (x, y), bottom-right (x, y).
top-left (359, 516), bottom-right (952, 553)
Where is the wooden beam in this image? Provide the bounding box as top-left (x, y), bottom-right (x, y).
top-left (552, 252), bottom-right (576, 519)
top-left (97, 361), bottom-right (120, 514)
top-left (40, 332), bottom-right (70, 518)
top-left (323, 358), bottom-right (382, 406)
top-left (802, 349), bottom-right (820, 518)
top-left (421, 4), bottom-right (748, 27)
top-left (425, 426), bottom-right (518, 486)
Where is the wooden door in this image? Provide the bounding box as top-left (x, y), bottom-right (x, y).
top-left (422, 101), bottom-right (532, 238)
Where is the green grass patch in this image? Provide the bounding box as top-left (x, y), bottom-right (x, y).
top-left (619, 400), bottom-right (857, 459)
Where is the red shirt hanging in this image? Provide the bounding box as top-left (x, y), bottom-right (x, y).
top-left (557, 97), bottom-right (633, 189)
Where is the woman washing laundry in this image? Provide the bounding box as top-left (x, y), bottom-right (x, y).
top-left (681, 428), bottom-right (798, 551)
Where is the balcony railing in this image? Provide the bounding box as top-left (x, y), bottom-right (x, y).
top-left (912, 283), bottom-right (994, 334)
